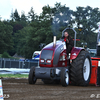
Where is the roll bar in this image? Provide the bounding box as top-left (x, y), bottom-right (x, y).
top-left (62, 27), bottom-right (77, 47)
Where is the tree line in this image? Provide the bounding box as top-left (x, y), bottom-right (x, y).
top-left (0, 2), bottom-right (100, 58)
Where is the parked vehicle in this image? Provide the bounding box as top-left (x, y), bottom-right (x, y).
top-left (32, 51), bottom-right (41, 60)
top-left (87, 49), bottom-right (96, 57)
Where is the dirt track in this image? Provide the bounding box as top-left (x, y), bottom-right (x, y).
top-left (1, 78), bottom-right (100, 100)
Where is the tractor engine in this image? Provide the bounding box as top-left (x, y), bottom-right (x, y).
top-left (34, 37), bottom-right (69, 82)
top-left (39, 37), bottom-right (68, 68)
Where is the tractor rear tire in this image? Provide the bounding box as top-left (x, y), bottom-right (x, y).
top-left (28, 66), bottom-right (37, 84)
top-left (70, 50), bottom-right (91, 86)
top-left (60, 68), bottom-right (69, 87)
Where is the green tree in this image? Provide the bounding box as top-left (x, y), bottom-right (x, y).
top-left (20, 11), bottom-right (28, 27)
top-left (21, 11), bottom-right (27, 22)
top-left (14, 9), bottom-right (20, 21)
top-left (0, 21), bottom-right (13, 54)
top-left (4, 3), bottom-right (100, 58)
top-left (28, 7), bottom-right (38, 22)
top-left (2, 52), bottom-right (10, 58)
top-left (16, 3), bottom-right (73, 58)
top-left (51, 2), bottom-right (73, 38)
top-left (16, 26), bottom-right (33, 58)
top-left (11, 9), bottom-right (20, 21)
top-left (73, 6), bottom-right (100, 48)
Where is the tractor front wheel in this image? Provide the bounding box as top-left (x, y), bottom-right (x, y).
top-left (28, 66), bottom-right (37, 84)
top-left (60, 68), bottom-right (69, 87)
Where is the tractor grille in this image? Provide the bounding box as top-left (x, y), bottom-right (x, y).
top-left (40, 50), bottom-right (53, 60)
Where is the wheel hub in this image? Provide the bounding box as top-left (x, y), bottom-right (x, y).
top-left (65, 72), bottom-right (69, 85)
top-left (83, 66), bottom-right (86, 73)
top-left (83, 58), bottom-right (90, 81)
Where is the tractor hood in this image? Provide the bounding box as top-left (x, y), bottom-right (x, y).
top-left (39, 40), bottom-right (66, 67)
top-left (43, 40), bottom-right (64, 50)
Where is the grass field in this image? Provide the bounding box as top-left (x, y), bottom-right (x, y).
top-left (0, 74), bottom-right (28, 78)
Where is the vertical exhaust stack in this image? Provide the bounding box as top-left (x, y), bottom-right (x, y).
top-left (53, 36), bottom-right (56, 47)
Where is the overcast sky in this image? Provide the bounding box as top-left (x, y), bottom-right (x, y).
top-left (0, 0), bottom-right (100, 20)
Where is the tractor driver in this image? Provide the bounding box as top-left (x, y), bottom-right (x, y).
top-left (63, 31), bottom-right (74, 57)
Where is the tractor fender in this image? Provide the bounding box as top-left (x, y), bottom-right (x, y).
top-left (70, 47), bottom-right (85, 60)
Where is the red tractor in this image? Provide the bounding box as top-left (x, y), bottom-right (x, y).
top-left (28, 27), bottom-right (100, 87)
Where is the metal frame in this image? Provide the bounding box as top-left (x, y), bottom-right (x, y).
top-left (62, 27), bottom-right (77, 47)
